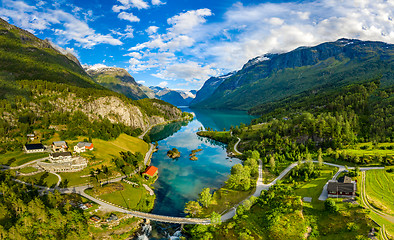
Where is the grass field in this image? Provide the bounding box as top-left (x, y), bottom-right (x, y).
top-left (18, 166), bottom-right (39, 174)
top-left (0, 151), bottom-right (48, 167)
top-left (86, 180), bottom-right (155, 212)
top-left (58, 133), bottom-right (148, 186)
top-left (339, 142), bottom-right (394, 157)
top-left (365, 168), bottom-right (394, 215)
top-left (92, 133), bottom-right (148, 165)
top-left (17, 172), bottom-right (59, 187)
top-left (199, 185), bottom-right (254, 217)
top-left (292, 165), bottom-right (337, 209)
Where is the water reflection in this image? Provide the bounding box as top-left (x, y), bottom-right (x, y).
top-left (149, 109), bottom-right (257, 217)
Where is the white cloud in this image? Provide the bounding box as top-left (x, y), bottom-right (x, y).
top-left (268, 17), bottom-right (284, 26)
top-left (152, 61), bottom-right (218, 83)
top-left (151, 0), bottom-right (165, 6)
top-left (137, 80), bottom-right (145, 84)
top-left (126, 8), bottom-right (214, 80)
top-left (125, 0), bottom-right (394, 89)
top-left (112, 5), bottom-right (127, 13)
top-left (124, 52), bottom-right (142, 58)
top-left (0, 0), bottom-right (122, 48)
top-left (113, 0), bottom-right (149, 11)
top-left (167, 8), bottom-right (212, 34)
top-left (146, 25), bottom-right (159, 35)
top-left (158, 81), bottom-right (168, 87)
top-left (111, 25), bottom-right (134, 39)
top-left (118, 12), bottom-right (140, 22)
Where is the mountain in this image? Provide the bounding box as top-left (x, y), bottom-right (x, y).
top-left (191, 72), bottom-right (235, 105)
top-left (0, 18), bottom-right (182, 143)
top-left (141, 86), bottom-right (196, 106)
top-left (190, 39), bottom-right (394, 110)
top-left (0, 18), bottom-right (99, 89)
top-left (83, 64), bottom-right (148, 100)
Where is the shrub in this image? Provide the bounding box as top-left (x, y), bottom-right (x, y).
top-left (324, 199), bottom-right (339, 213)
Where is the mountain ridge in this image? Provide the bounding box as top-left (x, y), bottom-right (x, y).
top-left (0, 18), bottom-right (182, 142)
top-left (191, 38), bottom-right (394, 110)
top-left (83, 64), bottom-right (148, 100)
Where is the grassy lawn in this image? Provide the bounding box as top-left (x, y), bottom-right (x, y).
top-left (86, 179), bottom-right (155, 212)
top-left (304, 201), bottom-right (375, 240)
top-left (59, 170), bottom-right (91, 187)
top-left (370, 212), bottom-right (394, 239)
top-left (17, 172), bottom-right (59, 187)
top-left (339, 142), bottom-right (394, 157)
top-left (322, 156), bottom-right (383, 167)
top-left (263, 161), bottom-right (295, 183)
top-left (92, 133), bottom-right (148, 165)
top-left (365, 168), bottom-right (394, 215)
top-left (199, 186), bottom-right (254, 217)
top-left (18, 166), bottom-right (39, 174)
top-left (292, 165), bottom-right (337, 209)
top-left (57, 134), bottom-right (148, 187)
top-left (0, 151), bottom-right (48, 167)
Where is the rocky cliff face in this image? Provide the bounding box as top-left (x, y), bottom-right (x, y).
top-left (84, 65), bottom-right (148, 100)
top-left (31, 92), bottom-right (180, 131)
top-left (192, 38), bottom-right (394, 110)
top-left (0, 18), bottom-right (182, 132)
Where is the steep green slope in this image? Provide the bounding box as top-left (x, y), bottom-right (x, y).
top-left (84, 65), bottom-right (148, 100)
top-left (192, 39), bottom-right (394, 110)
top-left (0, 18), bottom-right (99, 90)
top-left (0, 19), bottom-right (182, 151)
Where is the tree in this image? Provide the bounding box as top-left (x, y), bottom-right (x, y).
top-left (324, 199), bottom-right (339, 213)
top-left (269, 155), bottom-right (276, 172)
top-left (184, 201), bottom-right (202, 217)
top-left (210, 211), bottom-right (221, 226)
top-left (318, 148), bottom-right (323, 168)
top-left (199, 188), bottom-right (212, 208)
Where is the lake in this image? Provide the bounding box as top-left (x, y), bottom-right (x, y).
top-left (148, 108), bottom-right (257, 217)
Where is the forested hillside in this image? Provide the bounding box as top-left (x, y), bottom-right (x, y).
top-left (0, 18), bottom-right (182, 152)
top-left (191, 39), bottom-right (394, 110)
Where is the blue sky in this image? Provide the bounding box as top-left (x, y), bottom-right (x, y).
top-left (1, 0), bottom-right (393, 90)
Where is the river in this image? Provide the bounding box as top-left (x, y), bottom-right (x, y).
top-left (148, 108), bottom-right (257, 217)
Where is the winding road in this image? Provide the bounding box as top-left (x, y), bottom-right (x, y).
top-left (4, 136), bottom-right (389, 226)
top-left (233, 137), bottom-right (242, 155)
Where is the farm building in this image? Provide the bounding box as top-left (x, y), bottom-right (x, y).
top-left (24, 143), bottom-right (46, 153)
top-left (74, 142), bottom-right (94, 153)
top-left (142, 166), bottom-right (158, 179)
top-left (49, 152), bottom-right (72, 162)
top-left (327, 176), bottom-right (356, 198)
top-left (52, 141), bottom-right (68, 152)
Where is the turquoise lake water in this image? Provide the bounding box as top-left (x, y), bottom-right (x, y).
top-left (149, 108), bottom-right (257, 217)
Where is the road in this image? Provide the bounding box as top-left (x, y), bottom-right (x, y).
top-left (233, 137), bottom-right (242, 155)
top-left (144, 143), bottom-right (155, 165)
top-left (59, 183), bottom-right (210, 224)
top-left (51, 171), bottom-right (62, 188)
top-left (6, 135), bottom-right (389, 226)
top-left (0, 157), bottom-right (49, 170)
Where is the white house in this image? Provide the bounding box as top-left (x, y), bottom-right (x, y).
top-left (52, 141), bottom-right (68, 152)
top-left (74, 142), bottom-right (94, 153)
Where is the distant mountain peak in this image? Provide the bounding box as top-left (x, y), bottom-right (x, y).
top-left (191, 38), bottom-right (394, 110)
top-left (83, 64), bottom-right (148, 100)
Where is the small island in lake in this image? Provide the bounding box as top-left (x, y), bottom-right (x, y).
top-left (189, 149), bottom-right (203, 161)
top-left (167, 148), bottom-right (181, 158)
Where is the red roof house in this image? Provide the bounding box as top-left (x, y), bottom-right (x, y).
top-left (142, 166), bottom-right (158, 178)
